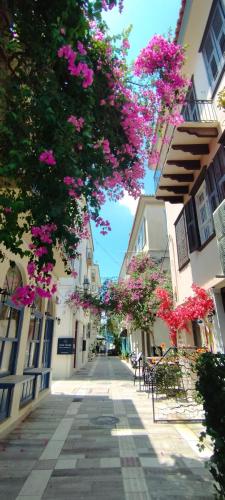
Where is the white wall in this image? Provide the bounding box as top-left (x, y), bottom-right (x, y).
top-left (51, 227), bottom-right (99, 379)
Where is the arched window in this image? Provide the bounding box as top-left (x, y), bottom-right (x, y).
top-left (0, 264), bottom-right (23, 376)
top-left (3, 263), bottom-right (23, 296)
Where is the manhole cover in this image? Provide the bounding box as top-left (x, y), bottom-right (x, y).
top-left (72, 397), bottom-right (83, 402)
top-left (90, 416), bottom-right (120, 427)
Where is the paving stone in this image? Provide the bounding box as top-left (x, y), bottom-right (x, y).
top-left (34, 459), bottom-right (57, 470)
top-left (123, 477), bottom-right (149, 493)
top-left (16, 469), bottom-right (52, 497)
top-left (55, 458), bottom-right (77, 469)
top-left (125, 493), bottom-right (151, 500)
top-left (100, 457), bottom-right (121, 467)
top-left (0, 357), bottom-right (214, 500)
top-left (0, 478), bottom-right (26, 500)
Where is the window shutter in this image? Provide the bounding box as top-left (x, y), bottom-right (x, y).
top-left (217, 145), bottom-right (225, 202)
top-left (212, 4), bottom-right (225, 57)
top-left (205, 162), bottom-right (220, 213)
top-left (203, 31), bottom-right (219, 83)
top-left (185, 198), bottom-right (200, 252)
top-left (175, 210), bottom-right (189, 270)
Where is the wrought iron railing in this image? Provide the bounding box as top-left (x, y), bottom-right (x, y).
top-left (20, 377), bottom-right (35, 407)
top-left (0, 387), bottom-right (11, 421)
top-left (149, 347), bottom-right (205, 423)
top-left (181, 99), bottom-right (217, 122)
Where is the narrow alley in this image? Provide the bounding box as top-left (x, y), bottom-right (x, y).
top-left (0, 357), bottom-right (213, 500)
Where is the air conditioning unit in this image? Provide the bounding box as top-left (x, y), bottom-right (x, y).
top-left (213, 199), bottom-right (225, 274)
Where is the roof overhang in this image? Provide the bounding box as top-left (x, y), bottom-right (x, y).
top-left (155, 121), bottom-right (219, 203)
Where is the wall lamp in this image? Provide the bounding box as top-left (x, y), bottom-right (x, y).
top-left (0, 287), bottom-right (10, 305)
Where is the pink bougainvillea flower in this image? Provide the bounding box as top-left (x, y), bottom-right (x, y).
top-left (77, 41), bottom-right (87, 55)
top-left (39, 150), bottom-right (56, 166)
top-left (67, 115), bottom-right (85, 132)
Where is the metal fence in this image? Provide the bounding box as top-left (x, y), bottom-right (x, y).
top-left (150, 347), bottom-right (205, 423)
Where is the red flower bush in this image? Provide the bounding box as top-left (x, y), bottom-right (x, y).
top-left (156, 285), bottom-right (214, 345)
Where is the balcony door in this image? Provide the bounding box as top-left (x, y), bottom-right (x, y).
top-left (183, 84), bottom-right (200, 121)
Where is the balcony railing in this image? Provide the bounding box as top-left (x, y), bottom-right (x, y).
top-left (181, 99), bottom-right (217, 122)
top-left (40, 371), bottom-right (50, 391)
top-left (0, 387), bottom-right (11, 421)
top-left (20, 377), bottom-right (35, 407)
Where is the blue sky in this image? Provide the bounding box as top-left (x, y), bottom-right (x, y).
top-left (92, 0), bottom-right (181, 280)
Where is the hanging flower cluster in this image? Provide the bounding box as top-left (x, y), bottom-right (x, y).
top-left (156, 284), bottom-right (214, 346)
top-left (134, 34), bottom-right (189, 171)
top-left (68, 291), bottom-right (101, 315)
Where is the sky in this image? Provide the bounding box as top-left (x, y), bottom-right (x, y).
top-left (91, 0), bottom-right (181, 281)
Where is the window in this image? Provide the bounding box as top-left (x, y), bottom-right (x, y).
top-left (0, 265), bottom-right (23, 376)
top-left (205, 145), bottom-right (225, 212)
top-left (202, 1), bottom-right (225, 88)
top-left (195, 181), bottom-right (214, 245)
top-left (136, 219), bottom-right (146, 253)
top-left (185, 198), bottom-right (200, 253)
top-left (42, 318), bottom-right (53, 369)
top-left (24, 315), bottom-right (42, 368)
top-left (0, 305), bottom-right (21, 375)
top-left (182, 81), bottom-right (200, 122)
top-left (175, 210), bottom-right (189, 270)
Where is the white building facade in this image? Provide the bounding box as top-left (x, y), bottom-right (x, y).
top-left (52, 230), bottom-right (101, 379)
top-left (119, 195), bottom-right (171, 356)
top-left (154, 0), bottom-right (225, 352)
top-left (0, 223), bottom-right (100, 434)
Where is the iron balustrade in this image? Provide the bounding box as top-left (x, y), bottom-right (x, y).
top-left (150, 347), bottom-right (205, 423)
top-left (182, 99), bottom-right (217, 122)
top-left (153, 99), bottom-right (218, 192)
top-left (20, 377), bottom-right (35, 407)
top-left (0, 387), bottom-right (11, 421)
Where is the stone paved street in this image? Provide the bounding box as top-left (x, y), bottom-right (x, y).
top-left (0, 356), bottom-right (214, 500)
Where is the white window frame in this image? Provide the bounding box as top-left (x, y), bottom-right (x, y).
top-left (195, 181), bottom-right (214, 245)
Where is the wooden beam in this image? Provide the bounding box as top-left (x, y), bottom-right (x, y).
top-left (163, 173), bottom-right (194, 182)
top-left (160, 185), bottom-right (189, 194)
top-left (167, 160), bottom-right (201, 170)
top-left (172, 144), bottom-right (209, 155)
top-left (156, 195), bottom-right (184, 204)
top-left (177, 126), bottom-right (218, 138)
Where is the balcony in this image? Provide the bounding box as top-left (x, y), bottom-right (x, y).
top-left (154, 100), bottom-right (219, 204)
